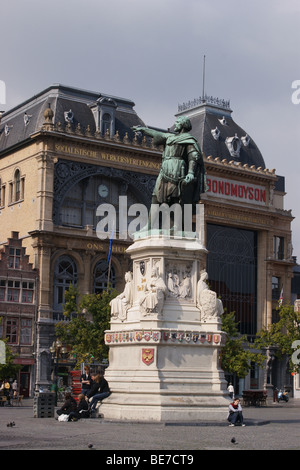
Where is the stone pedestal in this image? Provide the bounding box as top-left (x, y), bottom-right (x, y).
top-left (101, 234), bottom-right (229, 422)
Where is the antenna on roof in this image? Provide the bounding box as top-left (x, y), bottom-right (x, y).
top-left (202, 55), bottom-right (206, 102)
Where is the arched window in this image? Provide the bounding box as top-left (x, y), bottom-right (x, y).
top-left (93, 259), bottom-right (116, 294)
top-left (53, 256), bottom-right (78, 314)
top-left (102, 113), bottom-right (111, 136)
top-left (14, 170), bottom-right (20, 201)
top-left (59, 175), bottom-right (141, 231)
top-left (206, 224), bottom-right (257, 337)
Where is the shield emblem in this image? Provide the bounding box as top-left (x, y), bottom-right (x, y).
top-left (152, 331), bottom-right (160, 342)
top-left (177, 332), bottom-right (184, 342)
top-left (144, 331), bottom-right (151, 341)
top-left (142, 348), bottom-right (154, 366)
top-left (105, 333), bottom-right (111, 343)
top-left (207, 334), bottom-right (212, 343)
top-left (201, 290), bottom-right (218, 317)
top-left (214, 335), bottom-right (220, 344)
top-left (136, 332), bottom-right (143, 341)
top-left (185, 333), bottom-right (191, 342)
top-left (171, 332), bottom-right (177, 342)
top-left (193, 333), bottom-right (199, 343)
top-left (200, 334), bottom-right (206, 343)
top-left (140, 261), bottom-right (145, 276)
top-left (163, 331), bottom-right (170, 341)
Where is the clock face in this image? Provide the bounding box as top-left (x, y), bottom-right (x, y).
top-left (98, 184), bottom-right (109, 198)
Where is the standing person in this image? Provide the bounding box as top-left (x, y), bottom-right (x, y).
top-left (3, 379), bottom-right (11, 406)
top-left (87, 373), bottom-right (110, 415)
top-left (80, 365), bottom-right (92, 396)
top-left (68, 394), bottom-right (89, 421)
top-left (227, 383), bottom-right (234, 399)
top-left (12, 379), bottom-right (18, 397)
top-left (227, 398), bottom-right (245, 426)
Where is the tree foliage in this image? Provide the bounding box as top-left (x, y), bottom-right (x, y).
top-left (0, 339), bottom-right (21, 380)
top-left (254, 304), bottom-right (300, 372)
top-left (55, 284), bottom-right (117, 368)
top-left (220, 312), bottom-right (265, 379)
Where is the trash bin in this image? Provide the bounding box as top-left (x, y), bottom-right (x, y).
top-left (33, 392), bottom-right (55, 418)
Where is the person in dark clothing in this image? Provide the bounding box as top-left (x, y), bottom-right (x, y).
top-left (86, 374), bottom-right (101, 399)
top-left (80, 366), bottom-right (92, 396)
top-left (87, 373), bottom-right (110, 414)
top-left (56, 392), bottom-right (77, 417)
top-left (68, 393), bottom-right (89, 421)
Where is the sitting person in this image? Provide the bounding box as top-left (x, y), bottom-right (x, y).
top-left (68, 393), bottom-right (89, 421)
top-left (86, 374), bottom-right (101, 399)
top-left (87, 373), bottom-right (110, 415)
top-left (227, 398), bottom-right (245, 426)
top-left (56, 392), bottom-right (77, 417)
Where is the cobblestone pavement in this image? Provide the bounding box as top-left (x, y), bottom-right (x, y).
top-left (0, 398), bottom-right (300, 453)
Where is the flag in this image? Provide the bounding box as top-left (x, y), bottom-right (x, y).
top-left (279, 286), bottom-right (283, 306)
top-left (107, 227), bottom-right (114, 263)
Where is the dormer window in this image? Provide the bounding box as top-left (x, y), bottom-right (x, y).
top-left (90, 96), bottom-right (117, 137)
top-left (24, 112), bottom-right (32, 126)
top-left (225, 134), bottom-right (242, 159)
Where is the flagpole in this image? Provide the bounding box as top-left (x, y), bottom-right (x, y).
top-left (107, 224), bottom-right (114, 292)
top-left (107, 254), bottom-right (112, 292)
top-left (202, 54), bottom-right (206, 101)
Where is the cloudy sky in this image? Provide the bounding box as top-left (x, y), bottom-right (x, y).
top-left (1, 0), bottom-right (300, 255)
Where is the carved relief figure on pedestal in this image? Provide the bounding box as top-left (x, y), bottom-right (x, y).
top-left (139, 267), bottom-right (167, 316)
top-left (110, 272), bottom-right (133, 321)
top-left (196, 270), bottom-right (224, 322)
top-left (167, 271), bottom-right (192, 299)
top-left (166, 262), bottom-right (193, 300)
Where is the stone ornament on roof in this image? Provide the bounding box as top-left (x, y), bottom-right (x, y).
top-left (178, 95), bottom-right (230, 113)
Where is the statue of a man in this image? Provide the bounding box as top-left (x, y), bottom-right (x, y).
top-left (110, 271), bottom-right (133, 321)
top-left (132, 116), bottom-right (206, 208)
top-left (196, 270), bottom-right (223, 321)
top-left (139, 267), bottom-right (167, 315)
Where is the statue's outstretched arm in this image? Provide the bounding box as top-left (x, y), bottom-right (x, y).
top-left (132, 125), bottom-right (165, 140)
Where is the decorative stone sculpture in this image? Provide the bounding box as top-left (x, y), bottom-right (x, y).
top-left (139, 267), bottom-right (167, 315)
top-left (167, 271), bottom-right (192, 299)
top-left (196, 270), bottom-right (223, 321)
top-left (110, 271), bottom-right (133, 321)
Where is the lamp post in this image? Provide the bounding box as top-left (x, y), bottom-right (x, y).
top-left (49, 339), bottom-right (68, 405)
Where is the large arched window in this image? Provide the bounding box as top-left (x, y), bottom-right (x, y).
top-left (59, 175), bottom-right (140, 232)
top-left (206, 224), bottom-right (257, 338)
top-left (93, 259), bottom-right (116, 294)
top-left (53, 256), bottom-right (78, 315)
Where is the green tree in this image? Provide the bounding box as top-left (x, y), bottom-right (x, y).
top-left (220, 312), bottom-right (265, 379)
top-left (0, 340), bottom-right (21, 380)
top-left (55, 284), bottom-right (117, 368)
top-left (254, 304), bottom-right (300, 373)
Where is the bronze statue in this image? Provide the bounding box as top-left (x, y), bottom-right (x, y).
top-left (132, 116), bottom-right (206, 208)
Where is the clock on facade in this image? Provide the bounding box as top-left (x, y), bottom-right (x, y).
top-left (98, 184), bottom-right (109, 198)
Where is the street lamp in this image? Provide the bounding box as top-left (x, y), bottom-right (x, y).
top-left (49, 339), bottom-right (67, 405)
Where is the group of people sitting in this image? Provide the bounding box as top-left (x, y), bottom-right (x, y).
top-left (56, 367), bottom-right (110, 421)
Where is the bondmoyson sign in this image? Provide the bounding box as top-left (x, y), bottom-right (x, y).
top-left (206, 176), bottom-right (266, 206)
